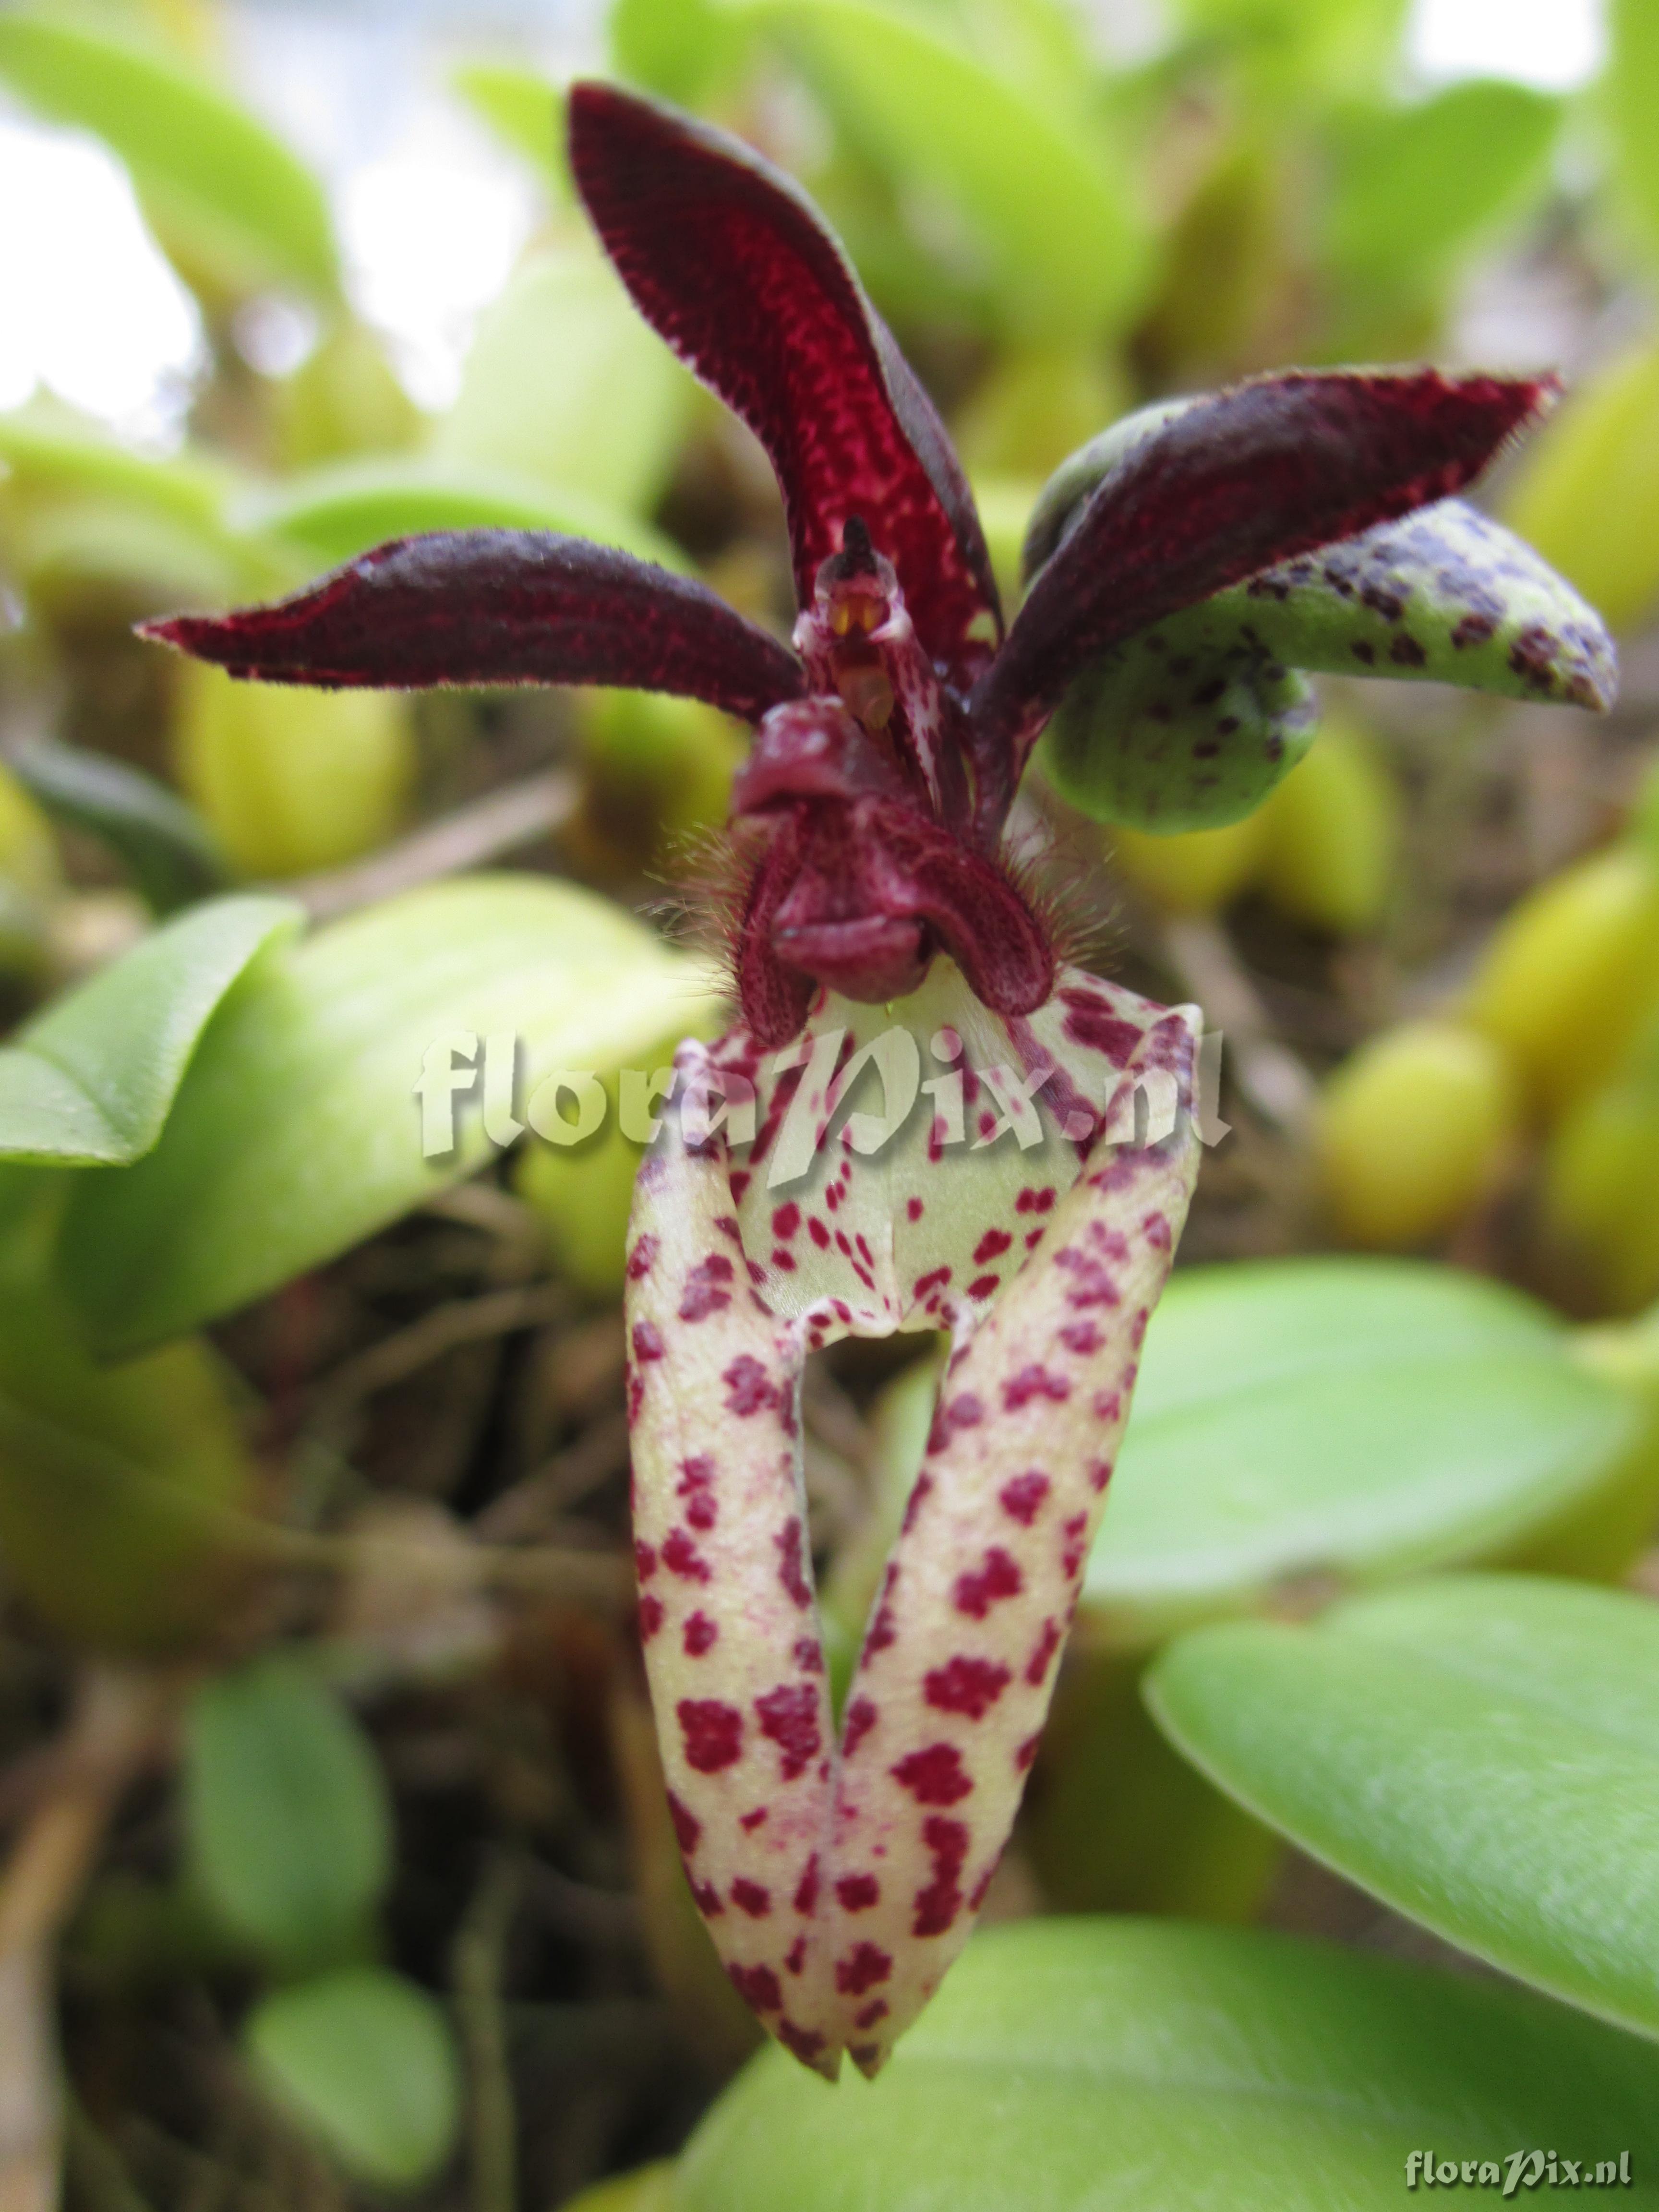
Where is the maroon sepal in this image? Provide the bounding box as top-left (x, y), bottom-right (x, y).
top-left (140, 529), bottom-right (805, 723)
top-left (568, 81), bottom-right (1001, 686)
top-left (969, 369), bottom-right (1560, 814)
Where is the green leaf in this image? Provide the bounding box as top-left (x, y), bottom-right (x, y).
top-left (1609, 0), bottom-right (1659, 269)
top-left (0, 1266), bottom-right (252, 1654)
top-left (56, 875), bottom-right (721, 1352)
top-left (1083, 1260), bottom-right (1642, 1648)
top-left (450, 61), bottom-right (567, 191)
top-left (431, 245), bottom-right (690, 517)
top-left (0, 894), bottom-right (301, 1167)
top-left (8, 738), bottom-right (229, 915)
top-left (233, 457), bottom-right (686, 574)
top-left (1322, 81), bottom-right (1561, 292)
top-left (679, 1918), bottom-right (1659, 2208)
top-left (1173, 0), bottom-right (1411, 98)
top-left (749, 0), bottom-right (1152, 342)
top-left (1503, 340), bottom-right (1659, 635)
top-left (0, 12), bottom-right (339, 301)
top-left (186, 1654), bottom-right (391, 1973)
top-left (1148, 1576), bottom-right (1659, 2040)
top-left (246, 1968), bottom-right (460, 2189)
top-left (0, 400), bottom-right (235, 529)
top-left (612, 0), bottom-right (746, 103)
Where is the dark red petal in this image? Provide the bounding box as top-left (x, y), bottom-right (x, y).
top-left (970, 369), bottom-right (1559, 815)
top-left (740, 796), bottom-right (1053, 1039)
top-left (141, 529), bottom-right (805, 724)
top-left (568, 79), bottom-right (1000, 684)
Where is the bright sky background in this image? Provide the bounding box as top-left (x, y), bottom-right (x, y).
top-left (0, 0), bottom-right (1612, 448)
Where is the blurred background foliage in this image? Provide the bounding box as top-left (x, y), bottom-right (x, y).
top-left (4, 0), bottom-right (1659, 2206)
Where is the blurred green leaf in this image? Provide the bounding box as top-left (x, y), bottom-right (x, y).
top-left (1322, 81), bottom-right (1560, 292)
top-left (8, 738), bottom-right (229, 915)
top-left (1083, 1260), bottom-right (1641, 1648)
top-left (234, 456), bottom-right (686, 573)
top-left (1149, 1575), bottom-right (1659, 2041)
top-left (0, 400), bottom-right (234, 529)
top-left (432, 245), bottom-right (690, 516)
top-left (0, 11), bottom-right (339, 301)
top-left (680, 1918), bottom-right (1659, 2207)
top-left (0, 1266), bottom-right (252, 1653)
top-left (0, 893), bottom-right (301, 1166)
top-left (1609, 0), bottom-right (1659, 268)
top-left (57, 875), bottom-right (721, 1351)
top-left (1173, 0), bottom-right (1411, 99)
top-left (451, 60), bottom-right (567, 191)
top-left (1504, 341), bottom-right (1659, 634)
top-left (246, 1968), bottom-right (460, 2189)
top-left (612, 0), bottom-right (746, 102)
top-left (749, 0), bottom-right (1152, 342)
top-left (186, 1654), bottom-right (391, 1972)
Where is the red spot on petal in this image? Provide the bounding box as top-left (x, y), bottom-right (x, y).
top-left (1142, 1210), bottom-right (1171, 1250)
top-left (778, 2020), bottom-right (826, 2065)
top-left (999, 1472), bottom-right (1050, 1525)
top-left (901, 1472), bottom-right (933, 1533)
top-left (730, 1171), bottom-right (751, 1202)
top-left (666, 1791), bottom-right (701, 1857)
top-left (723, 1355), bottom-right (780, 1416)
top-left (692, 1877), bottom-right (724, 1916)
top-left (891, 1743), bottom-right (973, 1805)
top-left (634, 1540), bottom-right (659, 1581)
top-left (1059, 1320), bottom-right (1103, 1357)
top-left (638, 1594), bottom-right (664, 1642)
top-left (683, 1611), bottom-right (719, 1657)
top-left (925, 1656), bottom-right (1012, 1719)
top-left (836, 1942), bottom-right (893, 1996)
top-left (784, 1934), bottom-right (806, 1974)
top-left (974, 1228), bottom-right (1012, 1264)
top-left (1025, 1617), bottom-right (1062, 1687)
top-left (793, 1854), bottom-right (821, 1916)
top-left (1093, 1389), bottom-right (1122, 1421)
top-left (625, 1233), bottom-right (658, 1281)
top-left (906, 1196), bottom-right (924, 1221)
top-left (808, 1215), bottom-right (831, 1248)
top-left (662, 1528), bottom-right (711, 1583)
top-left (631, 1320), bottom-right (664, 1362)
top-left (1003, 1364), bottom-right (1070, 1410)
top-left (1060, 989), bottom-right (1142, 1063)
top-left (756, 1683), bottom-right (822, 1780)
top-left (1014, 1733), bottom-right (1040, 1771)
top-left (739, 1807), bottom-right (769, 1832)
top-left (854, 2000), bottom-right (890, 2031)
top-left (679, 1253), bottom-right (735, 1322)
top-left (731, 1878), bottom-right (772, 1918)
top-left (836, 1873), bottom-right (879, 1911)
top-left (1089, 1458), bottom-right (1114, 1492)
top-left (678, 1698), bottom-right (743, 1773)
top-left (842, 1696), bottom-right (878, 1758)
top-left (776, 1517), bottom-right (812, 1609)
top-left (968, 1868), bottom-right (995, 1911)
top-left (728, 1962), bottom-right (782, 2012)
top-left (772, 1201), bottom-right (801, 1239)
top-left (913, 1814), bottom-right (969, 1936)
top-left (968, 1273), bottom-right (1000, 1299)
top-left (954, 1547), bottom-right (1022, 1620)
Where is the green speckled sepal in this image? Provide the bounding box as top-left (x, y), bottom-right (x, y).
top-left (1210, 498), bottom-right (1615, 709)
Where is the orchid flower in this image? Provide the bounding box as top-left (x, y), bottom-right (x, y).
top-left (142, 83), bottom-right (1604, 2080)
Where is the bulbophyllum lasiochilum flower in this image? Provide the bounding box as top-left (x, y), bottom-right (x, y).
top-left (139, 82), bottom-right (1570, 2077)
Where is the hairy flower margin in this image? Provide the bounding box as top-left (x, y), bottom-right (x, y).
top-left (143, 83), bottom-right (1613, 2078)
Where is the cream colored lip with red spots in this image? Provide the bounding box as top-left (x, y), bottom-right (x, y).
top-left (624, 960), bottom-right (1201, 2078)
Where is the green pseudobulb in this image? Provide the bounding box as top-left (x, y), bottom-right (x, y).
top-left (1027, 401), bottom-right (1615, 833)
